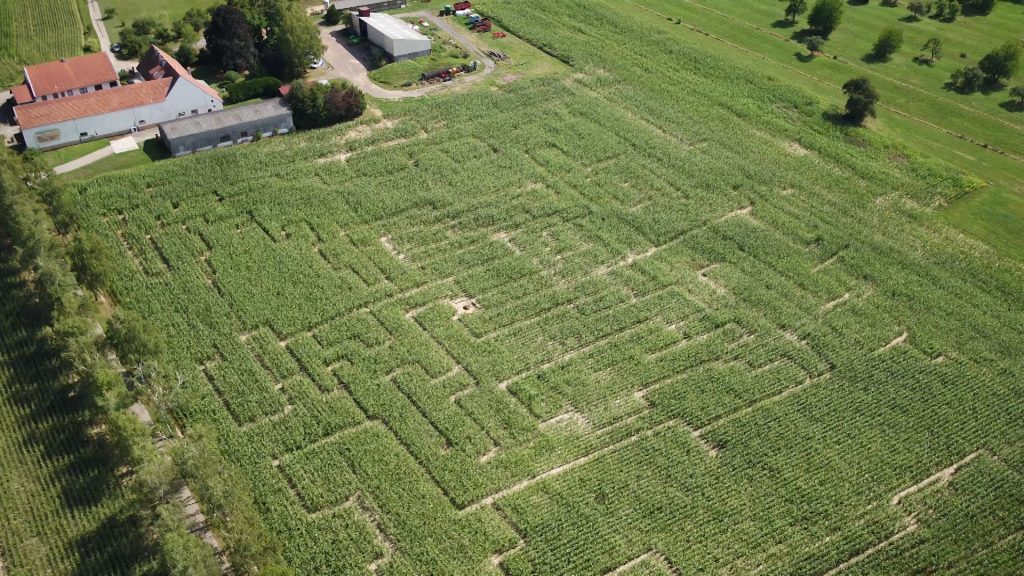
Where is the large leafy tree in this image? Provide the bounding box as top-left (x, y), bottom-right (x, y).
top-left (870, 27), bottom-right (903, 61)
top-left (205, 4), bottom-right (257, 72)
top-left (842, 77), bottom-right (879, 125)
top-left (978, 41), bottom-right (1021, 85)
top-left (807, 0), bottom-right (844, 38)
top-left (263, 0), bottom-right (323, 81)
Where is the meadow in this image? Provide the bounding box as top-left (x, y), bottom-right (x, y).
top-left (0, 0), bottom-right (94, 87)
top-left (59, 0), bottom-right (1024, 573)
top-left (100, 0), bottom-right (216, 33)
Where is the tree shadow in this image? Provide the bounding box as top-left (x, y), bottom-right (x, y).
top-left (822, 108), bottom-right (858, 126)
top-left (847, 0), bottom-right (869, 5)
top-left (794, 52), bottom-right (817, 63)
top-left (861, 52), bottom-right (890, 64)
top-left (771, 19), bottom-right (796, 29)
top-left (70, 505), bottom-right (158, 576)
top-left (912, 55), bottom-right (936, 67)
top-left (790, 28), bottom-right (816, 42)
top-left (998, 100), bottom-right (1024, 113)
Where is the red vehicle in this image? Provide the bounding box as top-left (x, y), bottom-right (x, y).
top-left (454, 1), bottom-right (472, 10)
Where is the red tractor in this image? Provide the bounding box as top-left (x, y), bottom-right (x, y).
top-left (472, 18), bottom-right (492, 32)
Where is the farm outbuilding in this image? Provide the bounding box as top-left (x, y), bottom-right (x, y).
top-left (351, 11), bottom-right (432, 62)
top-left (158, 98), bottom-right (293, 157)
top-left (326, 0), bottom-right (405, 11)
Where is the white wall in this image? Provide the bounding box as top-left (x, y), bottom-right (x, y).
top-left (22, 79), bottom-right (222, 149)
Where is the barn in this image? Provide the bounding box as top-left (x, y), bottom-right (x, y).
top-left (351, 10), bottom-right (432, 62)
top-left (158, 98), bottom-right (294, 157)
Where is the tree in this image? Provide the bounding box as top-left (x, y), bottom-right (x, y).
top-left (70, 231), bottom-right (114, 293)
top-left (103, 7), bottom-right (116, 20)
top-left (949, 65), bottom-right (984, 92)
top-left (1011, 86), bottom-right (1024, 108)
top-left (323, 4), bottom-right (343, 26)
top-left (842, 77), bottom-right (879, 124)
top-left (807, 0), bottom-right (844, 38)
top-left (228, 0), bottom-right (279, 30)
top-left (907, 0), bottom-right (932, 20)
top-left (871, 27), bottom-right (903, 61)
top-left (205, 4), bottom-right (257, 72)
top-left (961, 0), bottom-right (996, 15)
top-left (978, 41), bottom-right (1021, 84)
top-left (923, 37), bottom-right (943, 62)
top-left (785, 0), bottom-right (808, 23)
top-left (182, 7), bottom-right (212, 32)
top-left (806, 35), bottom-right (826, 55)
top-left (287, 80), bottom-right (366, 129)
top-left (944, 0), bottom-right (960, 20)
top-left (262, 0), bottom-right (323, 82)
top-left (175, 43), bottom-right (197, 67)
top-left (105, 309), bottom-right (165, 366)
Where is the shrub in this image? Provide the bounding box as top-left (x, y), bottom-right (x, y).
top-left (287, 80), bottom-right (366, 129)
top-left (226, 76), bottom-right (283, 104)
top-left (871, 27), bottom-right (903, 61)
top-left (949, 65), bottom-right (984, 93)
top-left (174, 43), bottom-right (196, 68)
top-left (907, 0), bottom-right (931, 19)
top-left (961, 0), bottom-right (995, 15)
top-left (224, 70), bottom-right (245, 84)
top-left (323, 5), bottom-right (343, 25)
top-left (806, 36), bottom-right (826, 54)
top-left (842, 76), bottom-right (879, 124)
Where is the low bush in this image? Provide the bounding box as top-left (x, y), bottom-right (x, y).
top-left (226, 76), bottom-right (283, 104)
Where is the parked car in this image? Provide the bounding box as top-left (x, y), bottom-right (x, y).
top-left (309, 56), bottom-right (325, 69)
top-left (111, 43), bottom-right (121, 52)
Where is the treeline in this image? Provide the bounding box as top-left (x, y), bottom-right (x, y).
top-left (0, 148), bottom-right (291, 575)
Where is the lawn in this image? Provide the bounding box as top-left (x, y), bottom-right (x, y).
top-left (62, 137), bottom-right (169, 180)
top-left (100, 0), bottom-right (217, 32)
top-left (40, 138), bottom-right (110, 169)
top-left (62, 0), bottom-right (1024, 573)
top-left (0, 0), bottom-right (97, 87)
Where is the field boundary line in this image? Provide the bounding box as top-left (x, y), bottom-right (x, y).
top-left (604, 549), bottom-right (680, 576)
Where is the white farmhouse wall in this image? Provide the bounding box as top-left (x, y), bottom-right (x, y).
top-left (34, 80), bottom-right (119, 102)
top-left (22, 80), bottom-right (222, 149)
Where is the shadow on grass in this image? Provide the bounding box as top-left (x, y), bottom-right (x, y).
top-left (141, 138), bottom-right (170, 162)
top-left (771, 19), bottom-right (796, 29)
top-left (999, 100), bottom-right (1024, 113)
top-left (794, 52), bottom-right (817, 63)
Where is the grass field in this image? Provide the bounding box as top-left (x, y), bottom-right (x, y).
top-left (60, 0), bottom-right (1024, 573)
top-left (622, 0), bottom-right (1024, 262)
top-left (0, 0), bottom-right (96, 87)
top-left (100, 0), bottom-right (216, 32)
top-left (0, 263), bottom-right (158, 575)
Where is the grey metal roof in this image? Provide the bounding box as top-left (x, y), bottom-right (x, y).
top-left (160, 98), bottom-right (291, 139)
top-left (331, 0), bottom-right (400, 10)
top-left (361, 13), bottom-right (429, 41)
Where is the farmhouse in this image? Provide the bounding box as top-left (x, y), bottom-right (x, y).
top-left (351, 10), bottom-right (432, 62)
top-left (13, 46), bottom-right (222, 150)
top-left (159, 98), bottom-right (294, 157)
top-left (325, 0), bottom-right (406, 13)
top-left (9, 52), bottom-right (119, 106)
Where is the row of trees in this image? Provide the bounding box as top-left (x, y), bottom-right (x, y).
top-left (949, 41), bottom-right (1021, 93)
top-left (205, 0), bottom-right (323, 82)
top-left (118, 7), bottom-right (211, 61)
top-left (4, 146), bottom-right (297, 574)
top-left (287, 79), bottom-right (367, 129)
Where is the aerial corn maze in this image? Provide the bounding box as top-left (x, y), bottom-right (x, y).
top-left (63, 0), bottom-right (1024, 574)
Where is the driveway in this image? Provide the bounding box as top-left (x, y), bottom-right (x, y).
top-left (87, 0), bottom-right (139, 72)
top-left (53, 127), bottom-right (158, 175)
top-left (316, 11), bottom-right (495, 100)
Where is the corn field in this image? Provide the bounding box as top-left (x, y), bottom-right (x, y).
top-left (0, 0), bottom-right (86, 86)
top-left (66, 0), bottom-right (1024, 573)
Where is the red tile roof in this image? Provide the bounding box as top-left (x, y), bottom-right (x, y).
top-left (15, 79), bottom-right (172, 129)
top-left (11, 84), bottom-right (33, 105)
top-left (23, 53), bottom-right (117, 97)
top-left (137, 45), bottom-right (222, 101)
